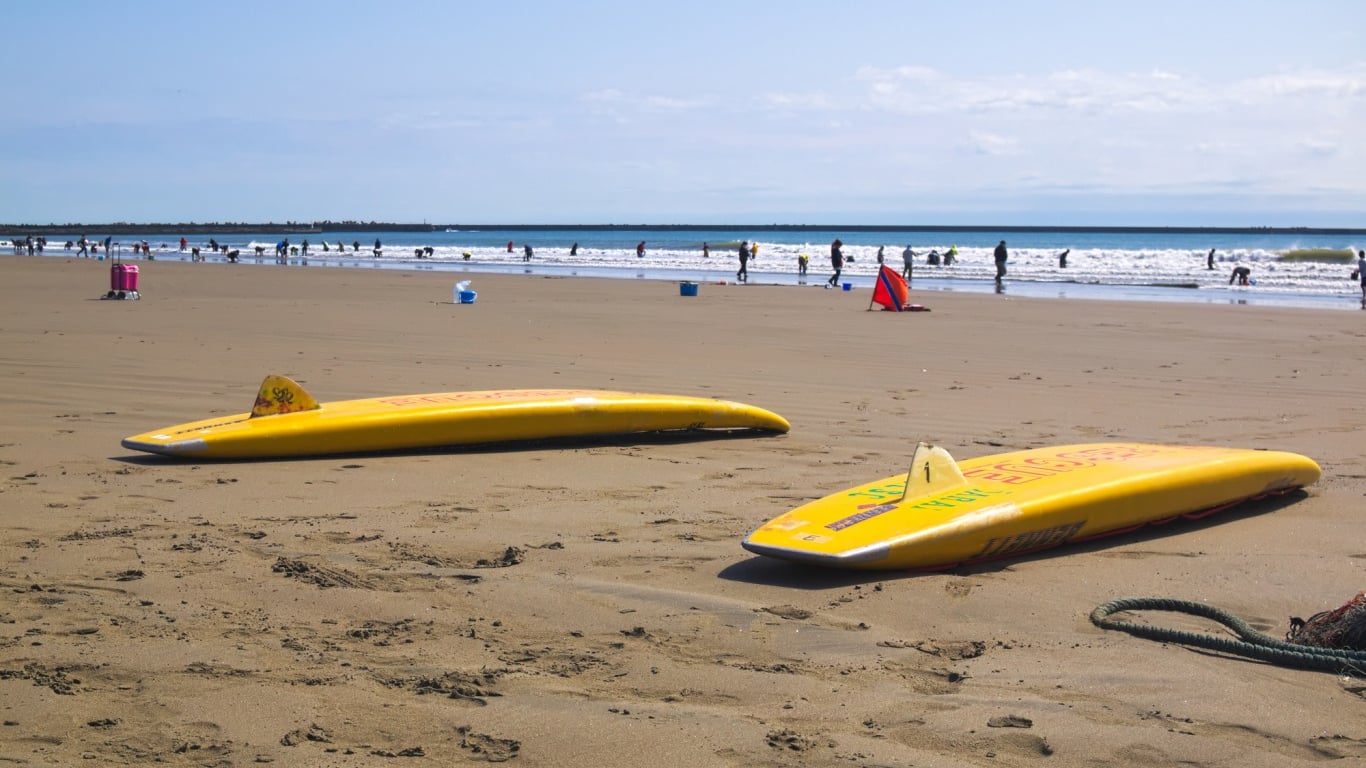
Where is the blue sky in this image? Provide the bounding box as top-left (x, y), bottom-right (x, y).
top-left (3, 1), bottom-right (1363, 226)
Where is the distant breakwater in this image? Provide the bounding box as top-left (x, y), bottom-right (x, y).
top-left (4, 222), bottom-right (1365, 237)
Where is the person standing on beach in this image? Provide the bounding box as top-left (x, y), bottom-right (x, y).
top-left (993, 240), bottom-right (1008, 283)
top-left (1207, 248), bottom-right (1216, 270)
top-left (827, 238), bottom-right (844, 288)
top-left (1351, 249), bottom-right (1366, 304)
top-left (1059, 249), bottom-right (1070, 268)
top-left (901, 245), bottom-right (915, 281)
top-left (570, 242), bottom-right (578, 256)
top-left (798, 253), bottom-right (809, 276)
top-left (637, 241), bottom-right (646, 258)
top-left (702, 242), bottom-right (709, 258)
top-left (737, 241), bottom-right (750, 283)
top-left (750, 242), bottom-right (759, 261)
top-left (523, 244), bottom-right (533, 262)
top-left (876, 245), bottom-right (885, 265)
top-left (77, 235), bottom-right (88, 257)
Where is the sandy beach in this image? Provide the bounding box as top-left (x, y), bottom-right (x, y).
top-left (2, 255), bottom-right (1363, 766)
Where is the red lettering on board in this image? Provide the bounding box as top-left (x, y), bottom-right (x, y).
top-left (964, 446), bottom-right (1165, 485)
top-left (1018, 456), bottom-right (1092, 471)
top-left (962, 466), bottom-right (1046, 485)
top-left (1054, 445), bottom-right (1160, 463)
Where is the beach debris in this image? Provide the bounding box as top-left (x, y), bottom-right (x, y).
top-left (1091, 595), bottom-right (1366, 672)
top-left (270, 557), bottom-right (372, 589)
top-left (456, 726), bottom-right (521, 761)
top-left (987, 715), bottom-right (1033, 728)
top-left (766, 729), bottom-right (816, 752)
top-left (1288, 592), bottom-right (1366, 651)
top-left (280, 724), bottom-right (333, 746)
top-left (371, 747), bottom-right (425, 758)
top-left (0, 663), bottom-right (81, 695)
top-left (474, 546), bottom-right (524, 568)
top-left (761, 604), bottom-right (812, 620)
top-left (908, 639), bottom-right (987, 660)
top-left (407, 670), bottom-right (503, 704)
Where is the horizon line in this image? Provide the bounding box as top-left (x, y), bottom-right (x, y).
top-left (4, 222), bottom-right (1365, 236)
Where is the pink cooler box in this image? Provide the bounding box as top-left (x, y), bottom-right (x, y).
top-left (110, 262), bottom-right (139, 295)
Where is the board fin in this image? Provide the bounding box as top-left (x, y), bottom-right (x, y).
top-left (250, 374), bottom-right (321, 418)
top-left (896, 442), bottom-right (968, 502)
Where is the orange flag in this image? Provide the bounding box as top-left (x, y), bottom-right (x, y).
top-left (871, 264), bottom-right (908, 311)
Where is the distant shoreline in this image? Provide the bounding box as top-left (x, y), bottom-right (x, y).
top-left (3, 222), bottom-right (1365, 236)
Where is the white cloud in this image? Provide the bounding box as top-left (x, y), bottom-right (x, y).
top-left (965, 130), bottom-right (1017, 155)
top-left (847, 64), bottom-right (1366, 119)
top-left (1242, 69), bottom-right (1366, 99)
top-left (761, 91), bottom-right (835, 110)
top-left (583, 89), bottom-right (626, 103)
top-left (642, 95), bottom-right (705, 111)
top-left (1296, 138), bottom-right (1338, 156)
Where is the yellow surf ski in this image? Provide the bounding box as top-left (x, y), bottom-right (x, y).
top-left (742, 442), bottom-right (1320, 570)
top-left (123, 375), bottom-right (790, 459)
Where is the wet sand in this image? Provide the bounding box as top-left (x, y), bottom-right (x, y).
top-left (2, 255), bottom-right (1364, 766)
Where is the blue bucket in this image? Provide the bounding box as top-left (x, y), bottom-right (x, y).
top-left (458, 290), bottom-right (477, 304)
top-left (679, 282), bottom-right (699, 297)
top-left (842, 282), bottom-right (852, 291)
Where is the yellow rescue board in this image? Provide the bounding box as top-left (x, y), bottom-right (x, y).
top-left (122, 374), bottom-right (790, 459)
top-left (742, 442), bottom-right (1320, 570)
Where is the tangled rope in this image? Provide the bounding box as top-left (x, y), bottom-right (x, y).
top-left (1090, 595), bottom-right (1366, 674)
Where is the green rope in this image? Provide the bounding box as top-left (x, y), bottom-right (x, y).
top-left (1090, 597), bottom-right (1366, 674)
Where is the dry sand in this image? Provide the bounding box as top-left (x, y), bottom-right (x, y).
top-left (2, 255), bottom-right (1364, 766)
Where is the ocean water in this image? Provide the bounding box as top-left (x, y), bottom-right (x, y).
top-left (37, 227), bottom-right (1366, 311)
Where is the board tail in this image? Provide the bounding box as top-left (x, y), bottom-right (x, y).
top-left (250, 374), bottom-right (321, 418)
top-left (896, 442), bottom-right (968, 501)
